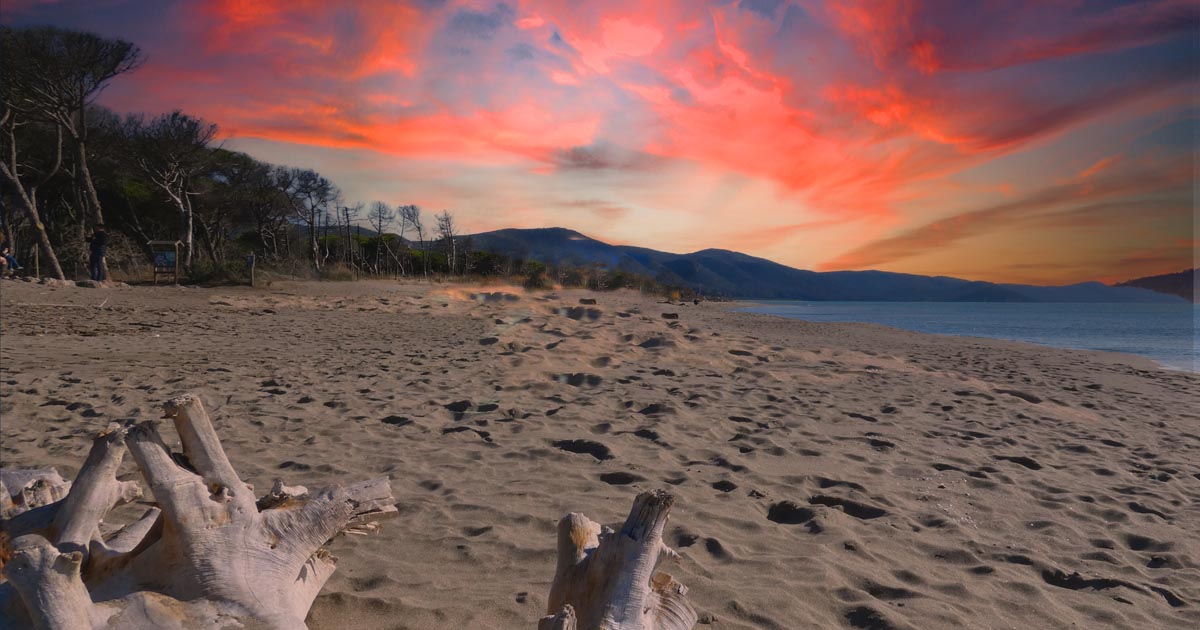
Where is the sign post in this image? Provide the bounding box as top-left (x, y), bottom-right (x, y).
top-left (149, 240), bottom-right (182, 285)
top-left (246, 253), bottom-right (256, 287)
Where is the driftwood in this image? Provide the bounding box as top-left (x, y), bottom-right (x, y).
top-left (0, 469), bottom-right (72, 520)
top-left (0, 394), bottom-right (395, 630)
top-left (540, 490), bottom-right (697, 630)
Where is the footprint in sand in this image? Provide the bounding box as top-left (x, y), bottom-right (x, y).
top-left (632, 429), bottom-right (662, 444)
top-left (767, 502), bottom-right (818, 527)
top-left (470, 292), bottom-right (519, 303)
top-left (808, 495), bottom-right (887, 520)
top-left (380, 415), bottom-right (412, 427)
top-left (638, 337), bottom-right (676, 350)
top-left (994, 455), bottom-right (1042, 470)
top-left (557, 306), bottom-right (602, 321)
top-left (552, 439), bottom-right (613, 460)
top-left (553, 373), bottom-right (603, 387)
top-left (674, 531), bottom-right (699, 547)
top-left (994, 389), bottom-right (1042, 404)
top-left (704, 538), bottom-right (731, 560)
top-left (845, 606), bottom-right (897, 630)
top-left (599, 472), bottom-right (644, 485)
top-left (442, 426), bottom-right (492, 442)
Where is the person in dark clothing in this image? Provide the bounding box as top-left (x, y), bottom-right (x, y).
top-left (87, 224), bottom-right (108, 282)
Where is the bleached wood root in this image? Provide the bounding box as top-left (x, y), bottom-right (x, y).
top-left (0, 469), bottom-right (70, 519)
top-left (1, 483), bottom-right (143, 591)
top-left (539, 604), bottom-right (578, 630)
top-left (4, 535), bottom-right (113, 630)
top-left (540, 490), bottom-right (698, 630)
top-left (0, 393), bottom-right (396, 630)
top-left (51, 423), bottom-right (135, 558)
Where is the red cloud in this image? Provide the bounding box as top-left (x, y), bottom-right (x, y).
top-left (11, 0), bottom-right (1192, 283)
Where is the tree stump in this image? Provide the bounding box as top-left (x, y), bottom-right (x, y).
top-left (0, 394), bottom-right (395, 629)
top-left (539, 490), bottom-right (697, 630)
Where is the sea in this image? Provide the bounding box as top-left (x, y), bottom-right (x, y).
top-left (738, 301), bottom-right (1199, 372)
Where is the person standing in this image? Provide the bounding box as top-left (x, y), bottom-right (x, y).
top-left (87, 224), bottom-right (108, 282)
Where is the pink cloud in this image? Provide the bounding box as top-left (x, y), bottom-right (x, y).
top-left (7, 0), bottom-right (1193, 283)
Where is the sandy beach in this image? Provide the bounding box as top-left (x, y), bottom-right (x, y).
top-left (1, 279), bottom-right (1197, 629)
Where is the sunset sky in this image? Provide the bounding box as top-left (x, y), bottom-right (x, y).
top-left (5, 0), bottom-right (1197, 284)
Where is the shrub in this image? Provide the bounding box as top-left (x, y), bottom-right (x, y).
top-left (187, 260), bottom-right (250, 285)
top-left (320, 262), bottom-right (356, 281)
top-left (523, 261), bottom-right (548, 289)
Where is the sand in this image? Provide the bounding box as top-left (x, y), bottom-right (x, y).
top-left (1, 279), bottom-right (1197, 629)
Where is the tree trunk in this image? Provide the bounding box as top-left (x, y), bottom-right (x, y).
top-left (539, 490), bottom-right (697, 630)
top-left (383, 240), bottom-right (405, 278)
top-left (182, 189), bottom-right (195, 273)
top-left (422, 238), bottom-right (430, 279)
top-left (310, 229), bottom-right (321, 273)
top-left (196, 215), bottom-right (222, 266)
top-left (74, 140), bottom-right (104, 227)
top-left (121, 196), bottom-right (157, 261)
top-left (27, 218), bottom-right (64, 281)
top-left (0, 202), bottom-right (15, 256)
top-left (0, 163), bottom-right (65, 280)
top-left (74, 138), bottom-right (109, 280)
top-left (1, 394), bottom-right (396, 630)
top-left (311, 210), bottom-right (323, 273)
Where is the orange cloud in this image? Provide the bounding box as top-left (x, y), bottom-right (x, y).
top-left (822, 161), bottom-right (1194, 274)
top-left (1078, 156), bottom-right (1118, 179)
top-left (13, 0), bottom-right (1189, 283)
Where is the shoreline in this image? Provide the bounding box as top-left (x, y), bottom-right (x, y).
top-left (2, 280), bottom-right (1197, 629)
top-left (732, 300), bottom-right (1195, 373)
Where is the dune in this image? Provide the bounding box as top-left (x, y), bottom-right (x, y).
top-left (1, 279), bottom-right (1196, 629)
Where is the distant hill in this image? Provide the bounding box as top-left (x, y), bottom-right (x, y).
top-left (1116, 269), bottom-right (1196, 302)
top-left (468, 227), bottom-right (1184, 303)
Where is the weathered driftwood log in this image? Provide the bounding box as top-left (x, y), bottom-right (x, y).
top-left (0, 394), bottom-right (396, 630)
top-left (540, 490), bottom-right (697, 630)
top-left (0, 469), bottom-right (72, 519)
top-left (1, 435), bottom-right (143, 575)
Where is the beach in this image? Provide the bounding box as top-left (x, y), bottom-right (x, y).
top-left (1, 279), bottom-right (1197, 629)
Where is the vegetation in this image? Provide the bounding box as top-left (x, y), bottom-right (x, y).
top-left (0, 25), bottom-right (698, 298)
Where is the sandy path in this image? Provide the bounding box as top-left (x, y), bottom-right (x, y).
top-left (1, 280), bottom-right (1197, 629)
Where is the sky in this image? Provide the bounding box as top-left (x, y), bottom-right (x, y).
top-left (5, 0), bottom-right (1197, 284)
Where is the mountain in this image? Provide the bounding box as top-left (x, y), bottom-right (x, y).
top-left (468, 227), bottom-right (1185, 303)
top-left (1115, 269), bottom-right (1196, 302)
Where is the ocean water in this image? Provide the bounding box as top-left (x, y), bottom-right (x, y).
top-left (738, 301), bottom-right (1199, 372)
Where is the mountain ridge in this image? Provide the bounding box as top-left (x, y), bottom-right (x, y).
top-left (466, 227), bottom-right (1184, 303)
top-left (1115, 268), bottom-right (1196, 302)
